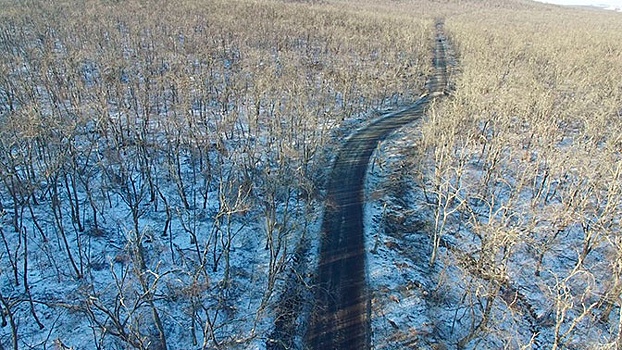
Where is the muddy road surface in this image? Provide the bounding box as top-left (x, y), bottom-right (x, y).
top-left (305, 21), bottom-right (451, 350)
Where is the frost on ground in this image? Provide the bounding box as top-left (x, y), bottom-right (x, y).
top-left (364, 114), bottom-right (622, 348)
top-left (0, 0), bottom-right (435, 347)
top-left (0, 117), bottom-right (325, 349)
top-left (365, 121), bottom-right (441, 349)
top-left (0, 185), bottom-right (315, 349)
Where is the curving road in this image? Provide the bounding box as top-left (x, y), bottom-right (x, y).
top-left (305, 20), bottom-right (451, 350)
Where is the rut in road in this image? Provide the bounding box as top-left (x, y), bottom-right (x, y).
top-left (305, 20), bottom-right (452, 350)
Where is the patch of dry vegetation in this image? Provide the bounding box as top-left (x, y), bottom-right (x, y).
top-left (0, 0), bottom-right (435, 348)
top-left (2, 0), bottom-right (621, 348)
top-left (413, 5), bottom-right (622, 348)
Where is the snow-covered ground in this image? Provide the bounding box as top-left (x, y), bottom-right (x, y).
top-left (364, 121), bottom-right (438, 349)
top-left (532, 0), bottom-right (622, 11)
top-left (0, 100), bottom-right (329, 349)
top-left (363, 111), bottom-right (622, 348)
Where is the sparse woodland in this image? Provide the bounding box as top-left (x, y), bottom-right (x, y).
top-left (1, 0), bottom-right (622, 349)
top-left (0, 0), bottom-right (432, 348)
top-left (401, 6), bottom-right (622, 349)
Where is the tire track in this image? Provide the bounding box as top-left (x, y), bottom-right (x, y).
top-left (304, 20), bottom-right (451, 350)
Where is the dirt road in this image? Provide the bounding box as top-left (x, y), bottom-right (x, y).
top-left (305, 21), bottom-right (450, 349)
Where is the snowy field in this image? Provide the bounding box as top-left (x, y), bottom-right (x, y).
top-left (363, 115), bottom-right (622, 348)
top-left (532, 0), bottom-right (622, 11)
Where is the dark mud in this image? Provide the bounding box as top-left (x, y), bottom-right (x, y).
top-left (306, 21), bottom-right (450, 350)
top-left (268, 20), bottom-right (451, 350)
